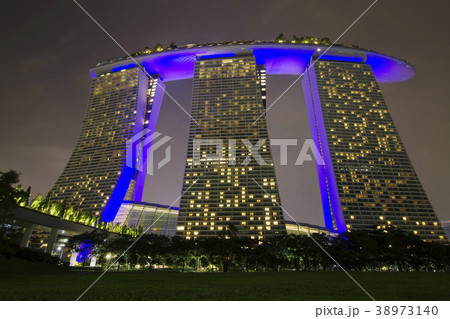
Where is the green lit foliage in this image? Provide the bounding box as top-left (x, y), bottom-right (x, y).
top-left (298, 36), bottom-right (319, 44)
top-left (49, 202), bottom-right (59, 216)
top-left (134, 42), bottom-right (178, 57)
top-left (154, 43), bottom-right (164, 52)
top-left (320, 37), bottom-right (331, 45)
top-left (106, 222), bottom-right (114, 232)
top-left (121, 224), bottom-right (128, 236)
top-left (140, 46), bottom-right (152, 55)
top-left (41, 193), bottom-right (51, 213)
top-left (62, 206), bottom-right (73, 220)
top-left (68, 209), bottom-right (77, 222)
top-left (291, 35), bottom-right (300, 44)
top-left (79, 211), bottom-right (88, 224)
top-left (98, 221), bottom-right (107, 230)
top-left (23, 186), bottom-right (31, 206)
top-left (112, 223), bottom-right (122, 233)
top-left (290, 36), bottom-right (332, 46)
top-left (7, 175), bottom-right (142, 238)
top-left (91, 216), bottom-right (98, 227)
top-left (57, 200), bottom-right (66, 218)
top-left (167, 42), bottom-right (177, 50)
top-left (13, 185), bottom-right (30, 207)
top-left (137, 225), bottom-right (144, 237)
top-left (30, 194), bottom-right (42, 210)
top-left (275, 33), bottom-right (287, 43)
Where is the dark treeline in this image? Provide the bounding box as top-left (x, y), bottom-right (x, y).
top-left (70, 226), bottom-right (450, 273)
top-left (2, 171), bottom-right (449, 273)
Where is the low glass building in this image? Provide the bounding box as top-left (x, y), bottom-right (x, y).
top-left (113, 201), bottom-right (179, 237)
top-left (285, 220), bottom-right (338, 237)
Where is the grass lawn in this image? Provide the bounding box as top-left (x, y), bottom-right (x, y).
top-left (0, 257), bottom-right (448, 300)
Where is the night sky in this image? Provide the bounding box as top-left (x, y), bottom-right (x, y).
top-left (1, 0), bottom-right (449, 226)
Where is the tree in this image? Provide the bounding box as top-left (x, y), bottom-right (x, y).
top-left (14, 185), bottom-right (30, 207)
top-left (68, 230), bottom-right (109, 268)
top-left (56, 200), bottom-right (67, 218)
top-left (330, 233), bottom-right (361, 271)
top-left (167, 42), bottom-right (177, 50)
top-left (104, 236), bottom-right (133, 270)
top-left (275, 33), bottom-right (287, 43)
top-left (285, 234), bottom-right (305, 271)
top-left (137, 225), bottom-right (144, 236)
top-left (344, 230), bottom-right (380, 271)
top-left (199, 238), bottom-right (221, 272)
top-left (1, 170), bottom-right (21, 207)
top-left (0, 170), bottom-right (23, 239)
top-left (299, 36), bottom-right (310, 44)
top-left (299, 36), bottom-right (320, 45)
top-left (320, 37), bottom-right (331, 45)
top-left (154, 43), bottom-right (164, 52)
top-left (291, 35), bottom-right (300, 44)
top-left (140, 46), bottom-right (152, 54)
top-left (106, 221), bottom-right (114, 232)
top-left (131, 234), bottom-right (170, 270)
top-left (233, 238), bottom-right (259, 272)
top-left (49, 202), bottom-right (60, 216)
top-left (217, 223), bottom-right (239, 272)
top-left (41, 192), bottom-right (51, 213)
top-left (98, 220), bottom-right (107, 230)
top-left (121, 224), bottom-right (128, 235)
top-left (170, 236), bottom-right (196, 272)
top-left (30, 194), bottom-right (42, 210)
top-left (62, 206), bottom-right (74, 220)
top-left (92, 216), bottom-right (100, 227)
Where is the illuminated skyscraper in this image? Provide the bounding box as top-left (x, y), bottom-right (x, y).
top-left (48, 39), bottom-right (446, 242)
top-left (176, 54), bottom-right (286, 240)
top-left (303, 59), bottom-right (446, 242)
top-left (50, 67), bottom-right (165, 221)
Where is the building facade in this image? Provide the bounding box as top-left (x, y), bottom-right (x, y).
top-left (50, 67), bottom-right (165, 222)
top-left (302, 59), bottom-right (447, 242)
top-left (176, 55), bottom-right (286, 240)
top-left (47, 40), bottom-right (446, 242)
top-left (441, 221), bottom-right (450, 240)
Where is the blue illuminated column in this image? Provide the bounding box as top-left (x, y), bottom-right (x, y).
top-left (302, 62), bottom-right (346, 232)
top-left (133, 78), bottom-right (166, 202)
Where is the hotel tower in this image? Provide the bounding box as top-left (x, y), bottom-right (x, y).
top-left (176, 54), bottom-right (286, 240)
top-left (49, 67), bottom-right (166, 222)
top-left (303, 59), bottom-right (446, 241)
top-left (47, 39), bottom-right (447, 242)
